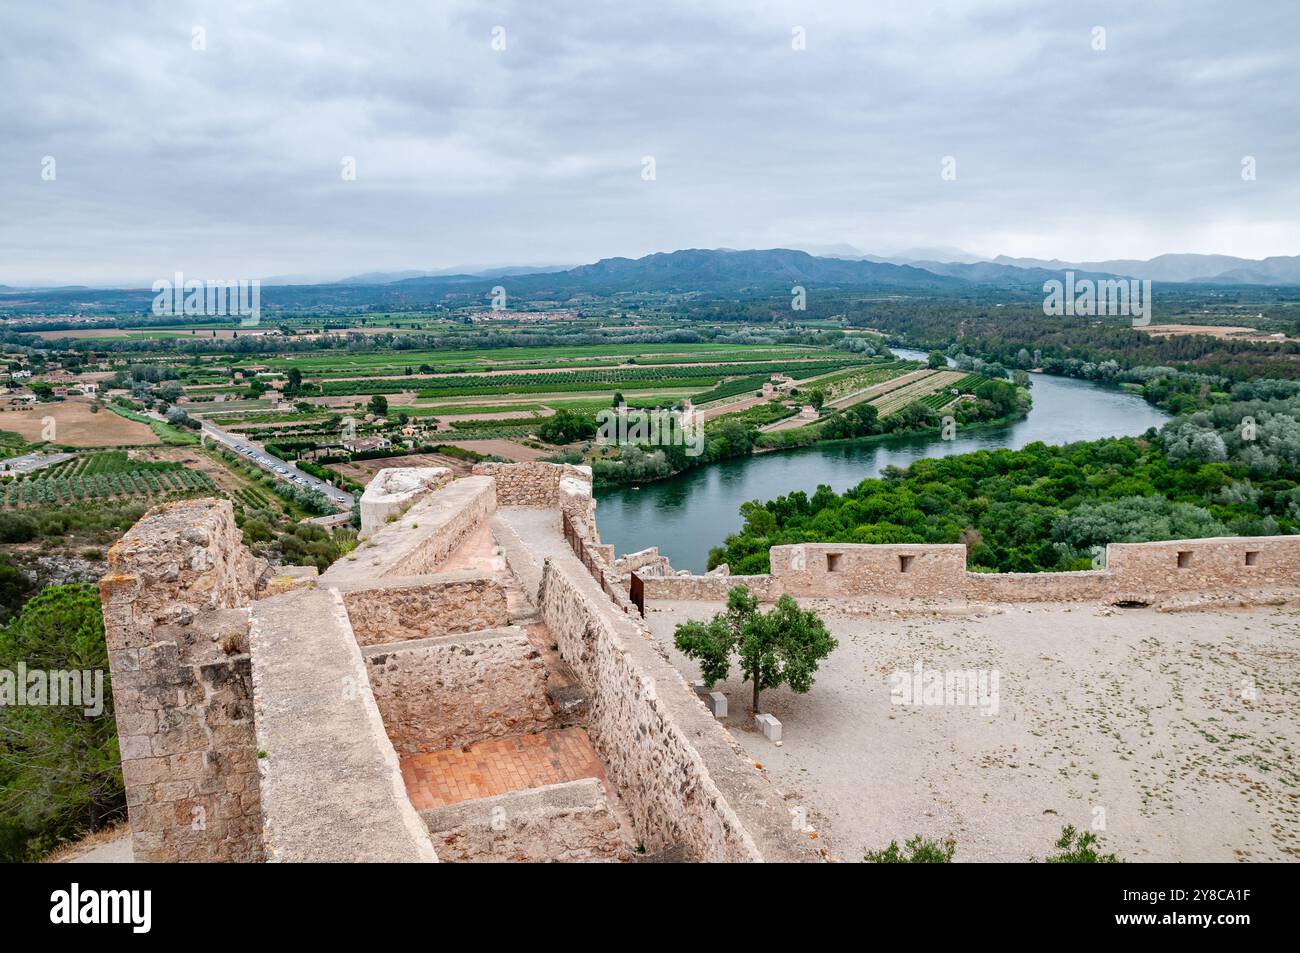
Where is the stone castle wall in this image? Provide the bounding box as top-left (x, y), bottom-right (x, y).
top-left (99, 499), bottom-right (266, 862)
top-left (362, 628), bottom-right (552, 754)
top-left (359, 466), bottom-right (452, 537)
top-left (340, 574), bottom-right (509, 646)
top-left (644, 536), bottom-right (1300, 604)
top-left (471, 461), bottom-right (591, 507)
top-left (537, 554), bottom-right (818, 863)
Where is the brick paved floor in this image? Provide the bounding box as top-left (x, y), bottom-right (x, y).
top-left (401, 726), bottom-right (608, 810)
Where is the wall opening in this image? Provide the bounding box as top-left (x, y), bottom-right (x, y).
top-left (898, 554), bottom-right (915, 573)
top-left (826, 553), bottom-right (843, 572)
top-left (1245, 550), bottom-right (1260, 566)
top-left (1176, 551), bottom-right (1193, 569)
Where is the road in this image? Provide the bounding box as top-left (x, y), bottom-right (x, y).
top-left (197, 420), bottom-right (354, 511)
top-left (0, 451), bottom-right (75, 474)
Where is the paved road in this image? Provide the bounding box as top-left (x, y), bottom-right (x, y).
top-left (197, 420), bottom-right (354, 511)
top-left (0, 450), bottom-right (74, 474)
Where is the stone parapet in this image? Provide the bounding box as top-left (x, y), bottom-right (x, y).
top-left (322, 475), bottom-right (495, 585)
top-left (473, 461), bottom-right (592, 509)
top-left (249, 588), bottom-right (438, 862)
top-left (359, 466), bottom-right (452, 537)
top-left (537, 554), bottom-right (819, 863)
top-left (644, 535), bottom-right (1300, 606)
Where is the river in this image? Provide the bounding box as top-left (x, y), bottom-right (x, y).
top-left (593, 348), bottom-right (1171, 573)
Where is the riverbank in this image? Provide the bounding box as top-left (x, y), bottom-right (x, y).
top-left (596, 372), bottom-right (1170, 572)
top-left (591, 375), bottom-right (1028, 490)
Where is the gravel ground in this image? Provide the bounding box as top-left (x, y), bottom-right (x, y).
top-left (645, 598), bottom-right (1300, 863)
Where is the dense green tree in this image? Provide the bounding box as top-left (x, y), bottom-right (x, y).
top-left (0, 585), bottom-right (123, 861)
top-left (673, 586), bottom-right (838, 713)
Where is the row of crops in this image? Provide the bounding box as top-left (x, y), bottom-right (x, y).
top-left (47, 450), bottom-right (190, 478)
top-left (312, 358), bottom-right (875, 398)
top-left (814, 361), bottom-right (916, 401)
top-left (2, 465), bottom-right (214, 508)
top-left (916, 374), bottom-right (986, 411)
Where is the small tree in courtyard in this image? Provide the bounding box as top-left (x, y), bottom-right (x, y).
top-left (673, 585), bottom-right (837, 713)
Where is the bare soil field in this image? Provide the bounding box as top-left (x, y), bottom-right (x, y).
top-left (434, 438), bottom-right (552, 462)
top-left (1141, 323), bottom-right (1297, 342)
top-left (0, 401), bottom-right (158, 446)
top-left (646, 598), bottom-right (1300, 863)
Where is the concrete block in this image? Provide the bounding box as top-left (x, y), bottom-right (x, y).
top-left (704, 692), bottom-right (728, 718)
top-left (755, 713), bottom-right (782, 742)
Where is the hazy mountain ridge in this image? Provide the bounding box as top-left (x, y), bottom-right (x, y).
top-left (3, 247), bottom-right (1300, 317)
top-left (991, 253), bottom-right (1300, 284)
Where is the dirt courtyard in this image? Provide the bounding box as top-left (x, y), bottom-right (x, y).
top-left (644, 598), bottom-right (1300, 863)
top-left (0, 400), bottom-right (158, 446)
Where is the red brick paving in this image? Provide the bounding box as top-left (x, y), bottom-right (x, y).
top-left (401, 727), bottom-right (607, 810)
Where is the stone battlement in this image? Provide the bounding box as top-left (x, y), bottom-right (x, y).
top-left (101, 464), bottom-right (818, 863)
top-left (101, 463), bottom-right (1300, 863)
top-left (642, 536), bottom-right (1300, 606)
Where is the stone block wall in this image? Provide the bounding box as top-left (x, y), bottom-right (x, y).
top-left (359, 466), bottom-right (451, 537)
top-left (341, 573), bottom-right (509, 646)
top-left (643, 536), bottom-right (1300, 605)
top-left (771, 542), bottom-right (969, 599)
top-left (963, 568), bottom-right (1111, 602)
top-left (641, 573), bottom-right (776, 602)
top-left (420, 778), bottom-right (629, 862)
top-left (1104, 535), bottom-right (1300, 596)
top-left (99, 499), bottom-right (266, 862)
top-left (473, 461), bottom-right (593, 508)
top-left (362, 628), bottom-right (552, 754)
top-left (537, 556), bottom-right (817, 863)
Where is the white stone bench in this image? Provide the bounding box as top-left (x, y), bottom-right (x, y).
top-left (755, 713), bottom-right (782, 743)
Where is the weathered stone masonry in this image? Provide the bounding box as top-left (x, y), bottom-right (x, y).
top-left (100, 499), bottom-right (266, 863)
top-left (86, 464), bottom-right (1085, 864)
top-left (362, 627), bottom-right (553, 754)
top-left (642, 536), bottom-right (1300, 604)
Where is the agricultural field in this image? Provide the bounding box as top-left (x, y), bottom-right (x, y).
top-left (0, 451), bottom-right (214, 509)
top-left (868, 370), bottom-right (969, 417)
top-left (0, 400), bottom-right (159, 447)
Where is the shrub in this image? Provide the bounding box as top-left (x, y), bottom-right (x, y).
top-left (1043, 825), bottom-right (1120, 863)
top-left (864, 835), bottom-right (956, 863)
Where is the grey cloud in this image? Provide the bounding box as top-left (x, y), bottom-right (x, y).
top-left (1, 0), bottom-right (1296, 285)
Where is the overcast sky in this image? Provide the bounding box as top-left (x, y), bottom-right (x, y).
top-left (1, 0), bottom-right (1297, 286)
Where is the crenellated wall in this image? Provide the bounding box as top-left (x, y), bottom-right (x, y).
top-left (644, 536), bottom-right (1300, 605)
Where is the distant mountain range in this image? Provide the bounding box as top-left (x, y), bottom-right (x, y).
top-left (2, 248), bottom-right (1299, 317)
top-left (340, 248), bottom-right (1300, 289)
top-left (987, 253), bottom-right (1300, 285)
